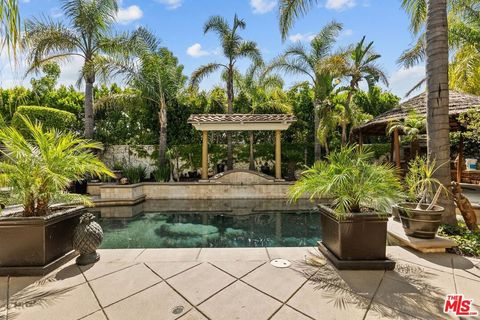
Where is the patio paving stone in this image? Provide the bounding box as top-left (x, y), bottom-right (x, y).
top-left (385, 260), bottom-right (456, 295)
top-left (267, 247), bottom-right (314, 261)
top-left (80, 261), bottom-right (140, 281)
top-left (135, 248), bottom-right (201, 262)
top-left (96, 249), bottom-right (145, 263)
top-left (103, 282), bottom-right (191, 320)
top-left (145, 261), bottom-right (201, 279)
top-left (242, 262), bottom-right (308, 302)
top-left (365, 303), bottom-right (422, 319)
top-left (81, 310), bottom-right (107, 320)
top-left (89, 263), bottom-right (161, 307)
top-left (209, 261), bottom-right (265, 278)
top-left (373, 275), bottom-right (449, 319)
top-left (0, 278), bottom-right (7, 309)
top-left (270, 305), bottom-right (313, 320)
top-left (286, 280), bottom-right (370, 320)
top-left (197, 248), bottom-right (268, 261)
top-left (452, 255), bottom-right (480, 281)
top-left (8, 282), bottom-right (100, 320)
top-left (167, 263), bottom-right (235, 305)
top-left (198, 281), bottom-right (281, 320)
top-left (453, 273), bottom-right (480, 306)
top-left (386, 246), bottom-right (454, 274)
top-left (178, 308), bottom-right (209, 320)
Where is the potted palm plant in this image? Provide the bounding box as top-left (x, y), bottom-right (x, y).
top-left (290, 145), bottom-right (404, 269)
top-left (397, 157), bottom-right (448, 239)
top-left (0, 116), bottom-right (114, 275)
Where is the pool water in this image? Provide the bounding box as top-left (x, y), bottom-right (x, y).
top-left (94, 199), bottom-right (322, 248)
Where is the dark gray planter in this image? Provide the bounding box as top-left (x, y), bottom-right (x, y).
top-left (317, 204), bottom-right (395, 270)
top-left (0, 206), bottom-right (84, 275)
top-left (397, 202), bottom-right (444, 239)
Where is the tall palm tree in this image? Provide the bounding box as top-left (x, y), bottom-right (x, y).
top-left (341, 37), bottom-right (388, 145)
top-left (268, 21), bottom-right (345, 159)
top-left (234, 61), bottom-right (290, 170)
top-left (401, 0), bottom-right (456, 224)
top-left (24, 0), bottom-right (118, 139)
top-left (0, 0), bottom-right (20, 57)
top-left (96, 28), bottom-right (185, 166)
top-left (189, 14), bottom-right (262, 170)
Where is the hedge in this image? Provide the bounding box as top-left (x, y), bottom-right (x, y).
top-left (11, 106), bottom-right (78, 133)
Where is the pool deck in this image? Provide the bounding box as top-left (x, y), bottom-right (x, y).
top-left (1, 246), bottom-right (479, 320)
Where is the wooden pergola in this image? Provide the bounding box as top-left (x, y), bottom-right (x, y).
top-left (187, 114), bottom-right (297, 181)
top-left (352, 90), bottom-right (480, 181)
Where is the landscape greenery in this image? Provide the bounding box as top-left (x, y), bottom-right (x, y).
top-left (0, 1), bottom-right (480, 217)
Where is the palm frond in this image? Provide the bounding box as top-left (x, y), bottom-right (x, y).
top-left (278, 0), bottom-right (318, 40)
top-left (189, 63), bottom-right (225, 89)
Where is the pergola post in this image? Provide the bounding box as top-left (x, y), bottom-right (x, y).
top-left (394, 128), bottom-right (401, 170)
top-left (201, 130), bottom-right (208, 180)
top-left (275, 130), bottom-right (282, 180)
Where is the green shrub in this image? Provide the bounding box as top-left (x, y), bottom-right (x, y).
top-left (438, 223), bottom-right (480, 257)
top-left (12, 106), bottom-right (78, 134)
top-left (121, 164), bottom-right (146, 184)
top-left (152, 165), bottom-right (171, 182)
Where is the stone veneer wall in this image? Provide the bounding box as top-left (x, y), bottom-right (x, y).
top-left (94, 181), bottom-right (306, 201)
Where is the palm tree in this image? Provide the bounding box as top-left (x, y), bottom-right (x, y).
top-left (24, 0), bottom-right (118, 139)
top-left (234, 61), bottom-right (290, 170)
top-left (401, 0), bottom-right (456, 224)
top-left (341, 37), bottom-right (388, 145)
top-left (96, 28), bottom-right (185, 166)
top-left (387, 110), bottom-right (426, 157)
top-left (189, 14), bottom-right (262, 170)
top-left (0, 0), bottom-right (20, 57)
top-left (268, 21), bottom-right (345, 159)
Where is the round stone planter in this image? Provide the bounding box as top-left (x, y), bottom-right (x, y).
top-left (397, 202), bottom-right (444, 239)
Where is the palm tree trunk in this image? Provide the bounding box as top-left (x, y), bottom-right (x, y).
top-left (84, 76), bottom-right (95, 139)
top-left (341, 120), bottom-right (348, 146)
top-left (226, 66), bottom-right (234, 170)
top-left (158, 99), bottom-right (167, 167)
top-left (249, 132), bottom-right (255, 171)
top-left (426, 0), bottom-right (456, 225)
top-left (314, 104), bottom-right (321, 161)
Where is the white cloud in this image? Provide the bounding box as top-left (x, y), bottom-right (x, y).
top-left (250, 0), bottom-right (277, 14)
top-left (325, 0), bottom-right (356, 11)
top-left (288, 33), bottom-right (315, 43)
top-left (341, 29), bottom-right (353, 37)
top-left (116, 5), bottom-right (143, 24)
top-left (389, 65), bottom-right (425, 98)
top-left (156, 0), bottom-right (182, 10)
top-left (187, 43), bottom-right (210, 58)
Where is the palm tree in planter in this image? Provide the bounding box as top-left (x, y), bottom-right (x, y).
top-left (0, 116), bottom-right (113, 273)
top-left (290, 145), bottom-right (404, 269)
top-left (387, 110), bottom-right (426, 158)
top-left (397, 157), bottom-right (449, 239)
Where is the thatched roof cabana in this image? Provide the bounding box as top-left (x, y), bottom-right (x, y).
top-left (353, 90), bottom-right (480, 136)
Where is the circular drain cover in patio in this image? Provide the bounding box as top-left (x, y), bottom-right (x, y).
top-left (270, 258), bottom-right (291, 268)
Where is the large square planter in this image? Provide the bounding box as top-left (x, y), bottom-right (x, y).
top-left (318, 204), bottom-right (395, 270)
top-left (0, 206), bottom-right (84, 276)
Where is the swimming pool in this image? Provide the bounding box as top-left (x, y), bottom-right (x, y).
top-left (92, 199), bottom-right (322, 248)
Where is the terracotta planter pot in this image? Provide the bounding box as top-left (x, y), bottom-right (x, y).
top-left (318, 204), bottom-right (389, 261)
top-left (0, 206), bottom-right (84, 275)
top-left (397, 202), bottom-right (444, 239)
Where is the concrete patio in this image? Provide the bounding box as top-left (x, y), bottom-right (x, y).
top-left (1, 246), bottom-right (478, 320)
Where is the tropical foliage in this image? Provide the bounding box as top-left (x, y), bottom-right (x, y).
top-left (23, 0), bottom-right (119, 139)
top-left (290, 145), bottom-right (404, 217)
top-left (0, 116), bottom-right (114, 216)
top-left (190, 14), bottom-right (262, 170)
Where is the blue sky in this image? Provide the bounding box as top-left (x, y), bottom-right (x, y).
top-left (1, 0), bottom-right (425, 98)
